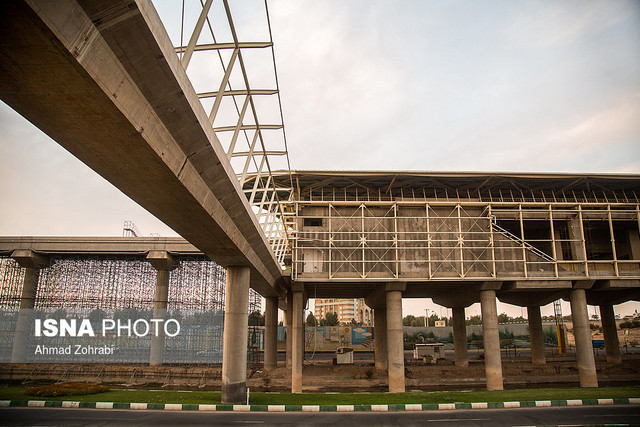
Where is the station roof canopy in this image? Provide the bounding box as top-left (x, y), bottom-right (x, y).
top-left (266, 170), bottom-right (640, 203)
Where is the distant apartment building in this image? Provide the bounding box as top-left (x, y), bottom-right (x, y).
top-left (314, 298), bottom-right (372, 325)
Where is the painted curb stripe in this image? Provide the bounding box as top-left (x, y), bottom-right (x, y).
top-left (198, 404), bottom-right (217, 411)
top-left (62, 401), bottom-right (80, 408)
top-left (95, 402), bottom-right (113, 409)
top-left (5, 398), bottom-right (640, 412)
top-left (129, 403), bottom-right (147, 410)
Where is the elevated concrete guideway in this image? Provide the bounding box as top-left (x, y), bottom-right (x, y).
top-left (0, 0), bottom-right (285, 298)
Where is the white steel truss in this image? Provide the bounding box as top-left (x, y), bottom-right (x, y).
top-left (154, 0), bottom-right (293, 265)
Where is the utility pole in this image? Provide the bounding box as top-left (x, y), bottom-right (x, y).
top-left (425, 309), bottom-right (429, 327)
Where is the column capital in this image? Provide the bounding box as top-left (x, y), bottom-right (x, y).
top-left (10, 249), bottom-right (50, 269)
top-left (146, 250), bottom-right (178, 271)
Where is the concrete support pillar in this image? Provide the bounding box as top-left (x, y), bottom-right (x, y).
top-left (285, 294), bottom-right (293, 369)
top-left (374, 307), bottom-right (387, 371)
top-left (10, 250), bottom-right (49, 363)
top-left (480, 290), bottom-right (503, 390)
top-left (452, 306), bottom-right (468, 368)
top-left (527, 305), bottom-right (546, 365)
top-left (291, 290), bottom-right (304, 393)
top-left (599, 304), bottom-right (622, 365)
top-left (221, 266), bottom-right (250, 404)
top-left (569, 289), bottom-right (598, 388)
top-left (386, 290), bottom-right (405, 393)
top-left (11, 268), bottom-right (40, 363)
top-left (147, 251), bottom-right (177, 367)
top-left (149, 269), bottom-right (169, 366)
top-left (264, 297), bottom-right (278, 370)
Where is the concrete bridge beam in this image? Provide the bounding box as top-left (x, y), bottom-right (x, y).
top-left (221, 266), bottom-right (251, 403)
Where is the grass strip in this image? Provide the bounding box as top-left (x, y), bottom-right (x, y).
top-left (0, 386), bottom-right (638, 406)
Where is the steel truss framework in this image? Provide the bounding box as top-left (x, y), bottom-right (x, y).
top-left (283, 171), bottom-right (640, 282)
top-left (293, 201), bottom-right (640, 282)
top-left (154, 0), bottom-right (293, 264)
top-left (0, 255), bottom-right (262, 364)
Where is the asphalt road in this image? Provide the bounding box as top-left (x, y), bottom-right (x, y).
top-left (1, 406), bottom-right (639, 426)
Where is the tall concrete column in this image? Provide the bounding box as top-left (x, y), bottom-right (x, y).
top-left (291, 289), bottom-right (304, 393)
top-left (480, 290), bottom-right (503, 390)
top-left (452, 306), bottom-right (468, 368)
top-left (264, 297), bottom-right (278, 370)
top-left (221, 266), bottom-right (251, 404)
top-left (374, 307), bottom-right (387, 371)
top-left (10, 250), bottom-right (49, 363)
top-left (599, 304), bottom-right (621, 365)
top-left (147, 251), bottom-right (177, 367)
top-left (386, 290), bottom-right (405, 393)
top-left (285, 294), bottom-right (293, 369)
top-left (527, 305), bottom-right (546, 365)
top-left (569, 289), bottom-right (598, 387)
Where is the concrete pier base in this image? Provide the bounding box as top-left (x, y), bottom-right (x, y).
top-left (452, 306), bottom-right (468, 368)
top-left (480, 289), bottom-right (503, 390)
top-left (291, 290), bottom-right (304, 393)
top-left (570, 289), bottom-right (598, 388)
top-left (221, 266), bottom-right (250, 404)
top-left (600, 304), bottom-right (621, 365)
top-left (386, 290), bottom-right (405, 393)
top-left (527, 305), bottom-right (546, 365)
top-left (374, 307), bottom-right (387, 371)
top-left (264, 297), bottom-right (278, 370)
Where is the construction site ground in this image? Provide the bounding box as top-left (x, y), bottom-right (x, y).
top-left (2, 352), bottom-right (639, 393)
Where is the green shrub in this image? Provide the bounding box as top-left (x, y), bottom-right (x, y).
top-left (26, 383), bottom-right (109, 398)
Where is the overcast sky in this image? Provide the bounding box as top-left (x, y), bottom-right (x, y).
top-left (0, 0), bottom-right (639, 317)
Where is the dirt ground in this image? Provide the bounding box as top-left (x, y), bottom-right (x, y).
top-left (249, 354), bottom-right (640, 392)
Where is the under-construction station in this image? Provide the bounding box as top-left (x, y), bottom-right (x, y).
top-left (0, 0), bottom-right (639, 404)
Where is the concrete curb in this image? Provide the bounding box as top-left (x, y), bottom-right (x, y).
top-left (0, 398), bottom-right (638, 412)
